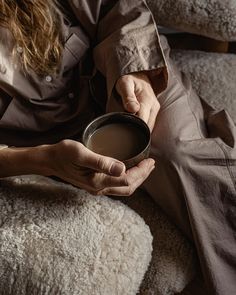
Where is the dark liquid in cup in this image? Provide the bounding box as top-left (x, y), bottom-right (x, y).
top-left (87, 123), bottom-right (146, 161)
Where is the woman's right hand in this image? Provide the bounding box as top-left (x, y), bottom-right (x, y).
top-left (50, 139), bottom-right (155, 196)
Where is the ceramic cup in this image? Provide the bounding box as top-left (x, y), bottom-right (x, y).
top-left (82, 112), bottom-right (151, 169)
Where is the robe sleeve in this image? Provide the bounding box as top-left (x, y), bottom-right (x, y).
top-left (68, 0), bottom-right (168, 104)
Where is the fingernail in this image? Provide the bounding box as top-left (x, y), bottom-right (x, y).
top-left (110, 162), bottom-right (125, 176)
top-left (126, 101), bottom-right (139, 112)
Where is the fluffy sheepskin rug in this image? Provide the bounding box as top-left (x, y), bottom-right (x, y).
top-left (122, 191), bottom-right (196, 295)
top-left (171, 50), bottom-right (236, 123)
top-left (147, 0), bottom-right (236, 41)
top-left (0, 176), bottom-right (153, 295)
top-left (0, 175), bottom-right (196, 295)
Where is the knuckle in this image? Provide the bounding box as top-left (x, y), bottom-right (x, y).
top-left (96, 157), bottom-right (108, 171)
top-left (87, 174), bottom-right (99, 189)
top-left (59, 139), bottom-right (71, 149)
top-left (125, 75), bottom-right (133, 83)
top-left (58, 139), bottom-right (84, 156)
top-left (95, 189), bottom-right (105, 196)
top-left (117, 76), bottom-right (126, 88)
top-left (141, 168), bottom-right (149, 179)
top-left (91, 190), bottom-right (101, 196)
top-left (125, 178), bottom-right (131, 187)
top-left (102, 176), bottom-right (113, 188)
top-left (123, 177), bottom-right (129, 187)
top-left (99, 188), bottom-right (109, 196)
top-left (75, 142), bottom-right (84, 154)
top-left (120, 74), bottom-right (130, 83)
top-left (155, 101), bottom-right (160, 111)
top-left (130, 186), bottom-right (136, 195)
top-left (61, 139), bottom-right (70, 145)
top-left (126, 186), bottom-right (134, 196)
top-left (76, 141), bottom-right (84, 150)
top-left (126, 95), bottom-right (136, 101)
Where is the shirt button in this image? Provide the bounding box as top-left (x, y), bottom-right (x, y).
top-left (16, 46), bottom-right (23, 54)
top-left (68, 92), bottom-right (74, 99)
top-left (45, 75), bottom-right (52, 83)
top-left (0, 64), bottom-right (6, 74)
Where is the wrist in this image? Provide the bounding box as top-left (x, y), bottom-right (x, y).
top-left (0, 144), bottom-right (55, 177)
top-left (29, 144), bottom-right (56, 176)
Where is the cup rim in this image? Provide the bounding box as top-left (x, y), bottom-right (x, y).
top-left (82, 112), bottom-right (151, 164)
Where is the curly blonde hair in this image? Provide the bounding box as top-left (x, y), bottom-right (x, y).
top-left (0, 0), bottom-right (64, 75)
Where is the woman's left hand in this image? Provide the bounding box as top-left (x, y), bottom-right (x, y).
top-left (115, 72), bottom-right (160, 132)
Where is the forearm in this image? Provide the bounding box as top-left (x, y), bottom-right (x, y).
top-left (0, 144), bottom-right (54, 178)
top-left (93, 0), bottom-right (168, 100)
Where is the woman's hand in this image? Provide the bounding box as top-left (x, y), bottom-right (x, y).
top-left (115, 72), bottom-right (160, 132)
top-left (50, 139), bottom-right (155, 196)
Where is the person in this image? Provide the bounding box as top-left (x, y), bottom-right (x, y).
top-left (0, 1), bottom-right (235, 294)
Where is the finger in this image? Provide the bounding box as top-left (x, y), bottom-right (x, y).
top-left (56, 169), bottom-right (127, 193)
top-left (116, 76), bottom-right (140, 113)
top-left (57, 174), bottom-right (86, 190)
top-left (75, 145), bottom-right (126, 177)
top-left (136, 100), bottom-right (151, 125)
top-left (82, 172), bottom-right (129, 192)
top-left (147, 107), bottom-right (158, 132)
top-left (99, 158), bottom-right (155, 196)
top-left (126, 157), bottom-right (155, 180)
top-left (99, 163), bottom-right (155, 196)
top-left (99, 173), bottom-right (129, 188)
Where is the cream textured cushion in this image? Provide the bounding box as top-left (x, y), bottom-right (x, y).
top-left (0, 175), bottom-right (153, 295)
top-left (122, 190), bottom-right (196, 295)
top-left (0, 175), bottom-right (196, 295)
top-left (171, 50), bottom-right (236, 122)
top-left (147, 0), bottom-right (236, 41)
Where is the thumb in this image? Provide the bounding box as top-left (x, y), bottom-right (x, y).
top-left (79, 145), bottom-right (126, 176)
top-left (116, 76), bottom-right (140, 113)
